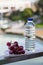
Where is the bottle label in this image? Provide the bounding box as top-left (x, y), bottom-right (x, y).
top-left (25, 27), bottom-right (35, 40)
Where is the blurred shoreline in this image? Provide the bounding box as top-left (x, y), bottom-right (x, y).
top-left (0, 27), bottom-right (43, 40)
top-left (0, 29), bottom-right (4, 34)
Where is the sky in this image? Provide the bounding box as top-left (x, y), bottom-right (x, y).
top-left (0, 0), bottom-right (39, 10)
top-left (0, 0), bottom-right (38, 3)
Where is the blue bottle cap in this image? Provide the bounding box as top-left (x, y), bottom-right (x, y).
top-left (28, 18), bottom-right (33, 21)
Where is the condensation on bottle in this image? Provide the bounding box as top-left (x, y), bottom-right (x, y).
top-left (25, 18), bottom-right (36, 52)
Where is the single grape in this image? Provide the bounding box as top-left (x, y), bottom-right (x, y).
top-left (9, 46), bottom-right (14, 50)
top-left (18, 46), bottom-right (23, 50)
top-left (18, 50), bottom-right (25, 54)
top-left (9, 50), bottom-right (13, 54)
top-left (13, 41), bottom-right (18, 46)
top-left (21, 50), bottom-right (25, 54)
top-left (7, 42), bottom-right (11, 46)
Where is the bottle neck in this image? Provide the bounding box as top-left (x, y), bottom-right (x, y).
top-left (27, 20), bottom-right (35, 26)
top-left (27, 20), bottom-right (33, 23)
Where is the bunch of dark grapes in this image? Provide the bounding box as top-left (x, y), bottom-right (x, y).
top-left (7, 41), bottom-right (25, 54)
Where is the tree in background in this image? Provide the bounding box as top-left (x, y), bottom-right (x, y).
top-left (38, 0), bottom-right (43, 8)
top-left (8, 8), bottom-right (33, 23)
top-left (9, 10), bottom-right (21, 21)
top-left (38, 0), bottom-right (43, 15)
top-left (38, 0), bottom-right (43, 23)
top-left (20, 8), bottom-right (33, 23)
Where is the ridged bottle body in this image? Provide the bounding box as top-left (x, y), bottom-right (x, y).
top-left (25, 18), bottom-right (35, 52)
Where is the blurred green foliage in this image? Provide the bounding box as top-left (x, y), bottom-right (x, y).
top-left (9, 10), bottom-right (21, 21)
top-left (38, 0), bottom-right (43, 8)
top-left (37, 0), bottom-right (43, 25)
top-left (9, 8), bottom-right (33, 22)
top-left (36, 23), bottom-right (43, 28)
top-left (9, 15), bottom-right (21, 21)
top-left (20, 8), bottom-right (33, 23)
top-left (38, 0), bottom-right (43, 16)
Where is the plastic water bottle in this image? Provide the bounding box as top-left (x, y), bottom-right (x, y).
top-left (25, 18), bottom-right (35, 52)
